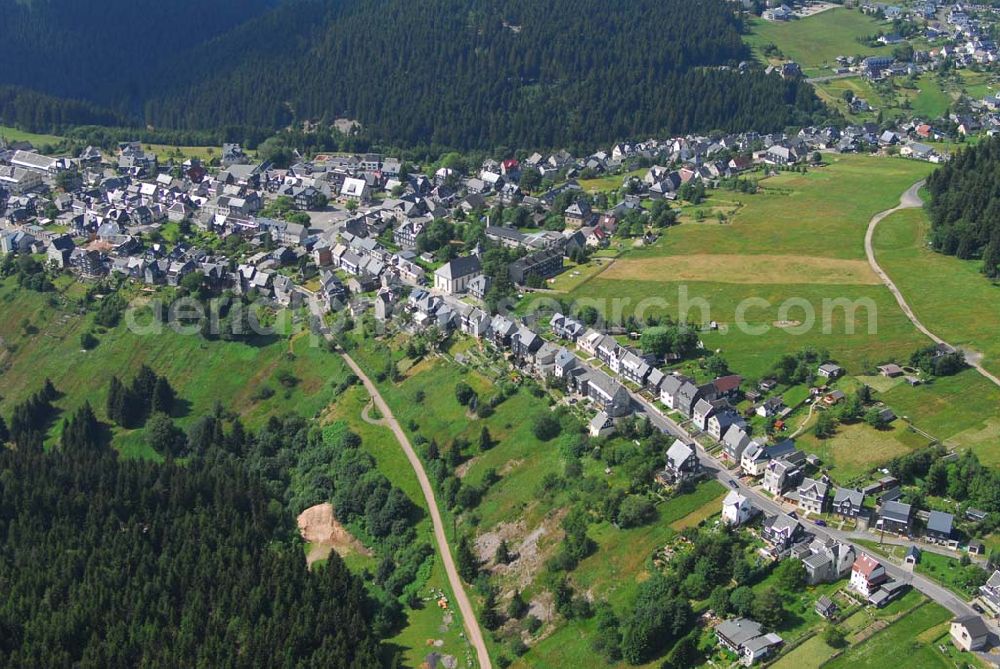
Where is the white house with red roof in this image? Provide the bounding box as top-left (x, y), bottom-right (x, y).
top-left (850, 554), bottom-right (888, 598)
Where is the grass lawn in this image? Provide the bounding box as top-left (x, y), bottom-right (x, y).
top-left (578, 168), bottom-right (646, 194)
top-left (814, 76), bottom-right (893, 122)
top-left (873, 206), bottom-right (1000, 378)
top-left (824, 602), bottom-right (954, 669)
top-left (912, 74), bottom-right (953, 119)
top-left (770, 634), bottom-right (837, 669)
top-left (0, 124), bottom-right (65, 148)
top-left (882, 370), bottom-right (1000, 466)
top-left (0, 278), bottom-right (348, 458)
top-left (915, 551), bottom-right (987, 599)
top-left (745, 9), bottom-right (892, 76)
top-left (142, 142), bottom-right (246, 162)
top-left (546, 255), bottom-right (617, 293)
top-left (622, 155), bottom-right (932, 261)
top-left (563, 277), bottom-right (927, 379)
top-left (556, 155), bottom-right (936, 378)
top-left (796, 419), bottom-right (929, 484)
top-left (956, 69), bottom-right (997, 100)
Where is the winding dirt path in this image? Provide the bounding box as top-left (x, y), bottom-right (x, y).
top-left (864, 180), bottom-right (1000, 389)
top-left (340, 352), bottom-right (492, 669)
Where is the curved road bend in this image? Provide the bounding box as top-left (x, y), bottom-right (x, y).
top-left (864, 180), bottom-right (1000, 389)
top-left (339, 352), bottom-right (492, 669)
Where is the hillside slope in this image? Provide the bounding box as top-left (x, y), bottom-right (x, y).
top-left (0, 0), bottom-right (276, 108)
top-left (0, 0), bottom-right (827, 150)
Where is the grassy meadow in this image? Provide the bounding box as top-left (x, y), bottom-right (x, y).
top-left (0, 277), bottom-right (348, 458)
top-left (824, 601), bottom-right (955, 669)
top-left (0, 124), bottom-right (65, 148)
top-left (873, 207), bottom-right (1000, 378)
top-left (744, 9), bottom-right (891, 76)
top-left (563, 155), bottom-right (934, 379)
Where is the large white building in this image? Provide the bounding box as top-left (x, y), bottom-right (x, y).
top-left (433, 255), bottom-right (482, 294)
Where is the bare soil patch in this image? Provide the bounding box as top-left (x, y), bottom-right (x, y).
top-left (475, 508), bottom-right (568, 589)
top-left (297, 503), bottom-right (371, 566)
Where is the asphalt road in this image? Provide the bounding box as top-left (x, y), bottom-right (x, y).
top-left (568, 349), bottom-right (991, 630)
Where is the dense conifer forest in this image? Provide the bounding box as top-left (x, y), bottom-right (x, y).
top-left (0, 0), bottom-right (827, 151)
top-left (0, 0), bottom-right (276, 108)
top-left (925, 136), bottom-right (1000, 277)
top-left (0, 375), bottom-right (429, 668)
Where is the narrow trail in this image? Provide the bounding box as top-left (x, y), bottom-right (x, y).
top-left (864, 180), bottom-right (1000, 389)
top-left (340, 352), bottom-right (492, 669)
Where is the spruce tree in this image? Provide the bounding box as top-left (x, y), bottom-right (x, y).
top-left (151, 376), bottom-right (175, 416)
top-left (42, 378), bottom-right (57, 401)
top-left (131, 365), bottom-right (158, 413)
top-left (479, 426), bottom-right (494, 452)
top-left (456, 536), bottom-right (479, 582)
top-left (107, 376), bottom-right (124, 424)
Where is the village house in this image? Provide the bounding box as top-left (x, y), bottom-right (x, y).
top-left (850, 554), bottom-right (888, 598)
top-left (979, 570), bottom-right (1000, 614)
top-left (656, 439), bottom-right (702, 486)
top-left (762, 457), bottom-right (803, 496)
top-left (815, 596), bottom-right (838, 620)
top-left (803, 539), bottom-right (855, 585)
top-left (832, 487), bottom-right (866, 519)
top-left (563, 199), bottom-right (593, 227)
top-left (588, 411), bottom-right (615, 438)
top-left (925, 511), bottom-right (954, 544)
top-left (577, 369), bottom-right (631, 417)
top-left (550, 312), bottom-right (586, 341)
top-left (721, 426), bottom-right (753, 463)
top-left (950, 616), bottom-right (989, 652)
top-left (878, 500), bottom-right (914, 535)
top-left (761, 513), bottom-right (804, 553)
top-left (796, 477), bottom-right (830, 514)
top-left (722, 490), bottom-right (755, 527)
top-left (707, 409), bottom-right (746, 441)
top-left (508, 247), bottom-right (564, 285)
top-left (715, 618), bottom-right (783, 666)
top-left (817, 363), bottom-right (843, 379)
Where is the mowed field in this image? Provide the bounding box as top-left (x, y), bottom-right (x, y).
top-left (566, 155), bottom-right (934, 378)
top-left (744, 9), bottom-right (891, 75)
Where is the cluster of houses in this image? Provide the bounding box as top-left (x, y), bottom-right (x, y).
top-left (0, 109), bottom-right (973, 291)
top-left (719, 490), bottom-right (993, 660)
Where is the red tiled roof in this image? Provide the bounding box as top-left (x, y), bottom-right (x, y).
top-left (853, 553), bottom-right (882, 577)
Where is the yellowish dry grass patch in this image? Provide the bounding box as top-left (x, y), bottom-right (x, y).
top-left (601, 253), bottom-right (880, 285)
top-left (668, 490), bottom-right (728, 530)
